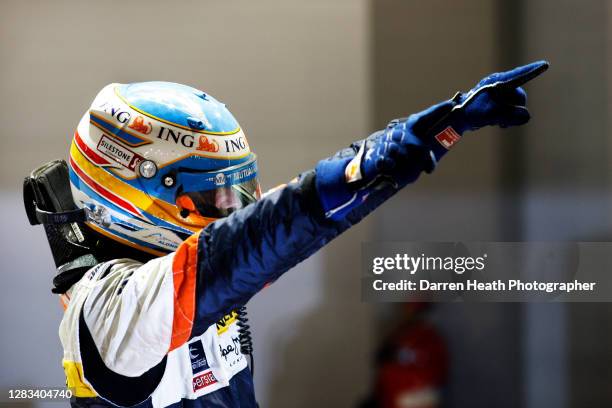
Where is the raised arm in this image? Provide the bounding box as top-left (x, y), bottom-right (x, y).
top-left (67, 63), bottom-right (548, 392)
top-left (182, 61), bottom-right (549, 334)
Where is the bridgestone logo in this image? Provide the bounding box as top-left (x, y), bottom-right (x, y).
top-left (97, 135), bottom-right (141, 170)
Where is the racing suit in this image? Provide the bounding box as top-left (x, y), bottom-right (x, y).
top-left (58, 61), bottom-right (548, 407)
top-left (60, 163), bottom-right (378, 407)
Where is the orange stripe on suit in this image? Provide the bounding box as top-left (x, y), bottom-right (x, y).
top-left (169, 231), bottom-right (200, 351)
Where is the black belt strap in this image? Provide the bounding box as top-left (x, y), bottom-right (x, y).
top-left (35, 207), bottom-right (87, 225)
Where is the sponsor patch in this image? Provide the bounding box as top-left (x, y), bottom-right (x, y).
top-left (216, 311), bottom-right (245, 369)
top-left (192, 371), bottom-right (218, 393)
top-left (434, 127), bottom-right (461, 149)
top-left (216, 311), bottom-right (237, 334)
top-left (197, 135), bottom-right (219, 153)
top-left (218, 334), bottom-right (244, 369)
top-left (345, 160), bottom-right (361, 183)
top-left (96, 135), bottom-right (143, 171)
top-left (156, 126), bottom-right (248, 156)
top-left (345, 142), bottom-right (366, 183)
top-left (214, 173), bottom-right (226, 186)
top-left (188, 340), bottom-right (210, 375)
top-left (189, 339), bottom-right (219, 393)
top-left (128, 116), bottom-right (153, 135)
top-left (142, 232), bottom-right (179, 251)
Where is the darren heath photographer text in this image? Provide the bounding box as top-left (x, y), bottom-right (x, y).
top-left (371, 254), bottom-right (596, 293)
top-left (372, 279), bottom-right (596, 293)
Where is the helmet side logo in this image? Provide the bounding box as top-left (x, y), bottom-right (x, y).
top-left (223, 136), bottom-right (248, 154)
top-left (214, 173), bottom-right (226, 186)
top-left (156, 126), bottom-right (249, 157)
top-left (96, 135), bottom-right (144, 172)
top-left (90, 110), bottom-right (152, 147)
top-left (196, 135), bottom-right (219, 153)
top-left (128, 116), bottom-right (153, 135)
top-left (157, 126), bottom-right (197, 148)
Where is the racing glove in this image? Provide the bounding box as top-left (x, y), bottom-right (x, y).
top-left (315, 60), bottom-right (549, 220)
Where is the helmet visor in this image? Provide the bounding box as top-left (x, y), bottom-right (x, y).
top-left (179, 178), bottom-right (261, 218)
top-left (176, 154), bottom-right (261, 219)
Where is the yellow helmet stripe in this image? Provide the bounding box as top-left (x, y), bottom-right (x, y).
top-left (70, 142), bottom-right (202, 233)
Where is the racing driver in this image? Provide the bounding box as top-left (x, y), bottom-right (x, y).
top-left (27, 61), bottom-right (547, 407)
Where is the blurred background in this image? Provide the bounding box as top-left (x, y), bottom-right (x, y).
top-left (0, 0), bottom-right (610, 407)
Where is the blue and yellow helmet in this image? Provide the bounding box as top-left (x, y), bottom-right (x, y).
top-left (69, 82), bottom-right (260, 256)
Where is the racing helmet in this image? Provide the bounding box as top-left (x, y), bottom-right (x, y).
top-left (69, 82), bottom-right (260, 256)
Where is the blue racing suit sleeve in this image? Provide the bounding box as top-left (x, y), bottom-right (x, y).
top-left (190, 170), bottom-right (348, 335)
top-left (190, 132), bottom-right (406, 336)
top-left (188, 61), bottom-right (548, 336)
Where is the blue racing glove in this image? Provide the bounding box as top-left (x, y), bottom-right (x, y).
top-left (316, 61), bottom-right (549, 220)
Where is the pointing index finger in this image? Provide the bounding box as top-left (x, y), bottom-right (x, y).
top-left (498, 60), bottom-right (550, 89)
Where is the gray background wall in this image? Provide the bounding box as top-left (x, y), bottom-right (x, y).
top-left (372, 1), bottom-right (522, 406)
top-left (1, 1), bottom-right (611, 407)
top-left (0, 1), bottom-right (371, 407)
